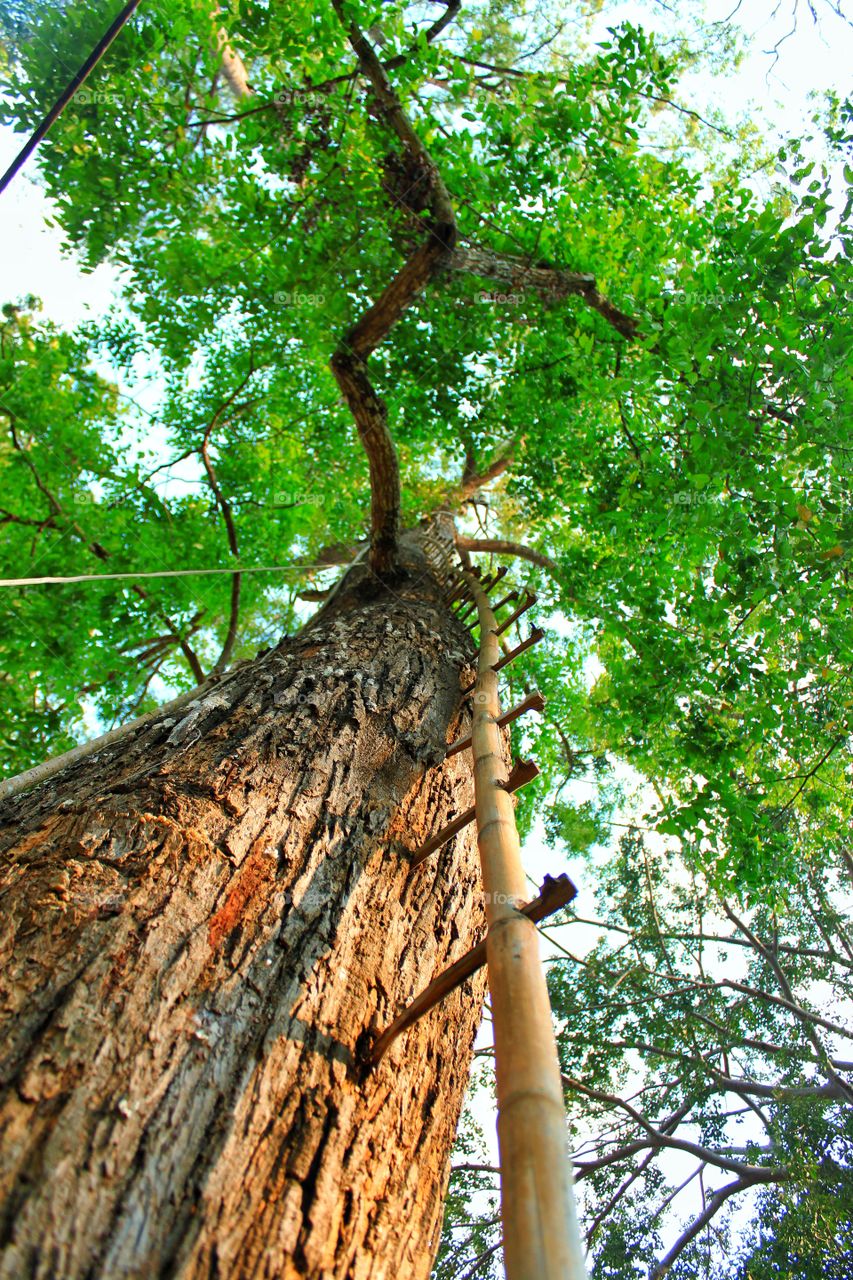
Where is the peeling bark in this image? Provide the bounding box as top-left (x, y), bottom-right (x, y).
top-left (448, 243), bottom-right (638, 339)
top-left (0, 534), bottom-right (487, 1279)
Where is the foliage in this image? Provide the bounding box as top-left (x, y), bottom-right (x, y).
top-left (552, 830), bottom-right (853, 1277)
top-left (1, 1), bottom-right (851, 1273)
top-left (446, 830), bottom-right (853, 1277)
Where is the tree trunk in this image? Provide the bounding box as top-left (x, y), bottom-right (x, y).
top-left (0, 532), bottom-right (487, 1279)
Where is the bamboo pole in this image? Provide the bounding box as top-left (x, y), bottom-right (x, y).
top-left (410, 758), bottom-right (539, 866)
top-left (460, 627), bottom-right (544, 695)
top-left (445, 690), bottom-right (545, 759)
top-left (464, 567), bottom-right (586, 1280)
top-left (370, 872), bottom-right (576, 1065)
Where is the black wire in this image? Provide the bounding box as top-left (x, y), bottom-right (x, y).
top-left (0, 0), bottom-right (143, 197)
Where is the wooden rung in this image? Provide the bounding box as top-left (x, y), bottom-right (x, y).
top-left (492, 589), bottom-right (520, 613)
top-left (448, 578), bottom-right (473, 605)
top-left (445, 691), bottom-right (545, 759)
top-left (410, 808), bottom-right (476, 866)
top-left (479, 566), bottom-right (510, 593)
top-left (498, 756), bottom-right (539, 792)
top-left (460, 628), bottom-right (545, 693)
top-left (370, 873), bottom-right (578, 1065)
top-left (493, 627), bottom-right (545, 672)
top-left (495, 591), bottom-right (537, 636)
top-left (410, 759), bottom-right (539, 866)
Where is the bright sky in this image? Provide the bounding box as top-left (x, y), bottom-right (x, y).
top-left (2, 0), bottom-right (851, 328)
top-left (1, 3), bottom-right (850, 1261)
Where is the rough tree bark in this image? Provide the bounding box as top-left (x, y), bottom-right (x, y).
top-left (0, 530), bottom-right (490, 1280)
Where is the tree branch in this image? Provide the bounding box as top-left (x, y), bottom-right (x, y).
top-left (458, 446), bottom-right (515, 501)
top-left (448, 243), bottom-right (638, 339)
top-left (722, 901), bottom-right (853, 1103)
top-left (188, 1), bottom-right (463, 127)
top-left (650, 1177), bottom-right (768, 1279)
top-left (840, 846), bottom-right (853, 892)
top-left (584, 1098), bottom-right (697, 1241)
top-left (455, 534), bottom-right (560, 576)
top-left (458, 1238), bottom-right (503, 1280)
top-left (210, 5), bottom-right (252, 101)
top-left (609, 949), bottom-right (853, 1043)
top-left (130, 586), bottom-right (206, 683)
top-left (561, 1074), bottom-right (780, 1178)
top-left (709, 976), bottom-right (853, 1042)
top-left (562, 912), bottom-right (853, 973)
top-left (330, 1), bottom-right (458, 577)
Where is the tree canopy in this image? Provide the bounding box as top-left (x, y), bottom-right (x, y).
top-left (0, 0), bottom-right (851, 1274)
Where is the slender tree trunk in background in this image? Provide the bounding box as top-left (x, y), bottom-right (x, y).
top-left (0, 531), bottom-right (487, 1279)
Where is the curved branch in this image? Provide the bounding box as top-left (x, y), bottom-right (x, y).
top-left (574, 1138), bottom-right (653, 1178)
top-left (455, 534), bottom-right (560, 576)
top-left (187, 2), bottom-right (462, 127)
top-left (703, 976), bottom-right (853, 1042)
top-left (210, 5), bottom-right (252, 100)
top-left (330, 1), bottom-right (458, 577)
top-left (650, 1176), bottom-right (775, 1279)
top-left (199, 374), bottom-right (255, 672)
top-left (448, 243), bottom-right (638, 339)
top-left (606, 943), bottom-right (853, 1043)
top-left (722, 901), bottom-right (853, 1103)
top-left (564, 912), bottom-right (853, 973)
top-left (458, 1239), bottom-right (503, 1280)
top-left (561, 1074), bottom-right (784, 1179)
top-left (459, 446), bottom-right (515, 500)
top-left (584, 1097), bottom-right (697, 1238)
top-left (329, 343), bottom-right (403, 579)
top-left (130, 586), bottom-right (206, 683)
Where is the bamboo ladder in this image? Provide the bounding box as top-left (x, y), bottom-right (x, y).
top-left (371, 527), bottom-right (587, 1279)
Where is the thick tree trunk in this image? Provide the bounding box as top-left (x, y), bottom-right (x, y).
top-left (0, 533), bottom-right (487, 1279)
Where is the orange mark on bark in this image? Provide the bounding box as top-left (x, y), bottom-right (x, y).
top-left (208, 838), bottom-right (273, 951)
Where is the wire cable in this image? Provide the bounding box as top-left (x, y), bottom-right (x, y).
top-left (0, 564), bottom-right (333, 588)
top-left (0, 0), bottom-right (143, 196)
